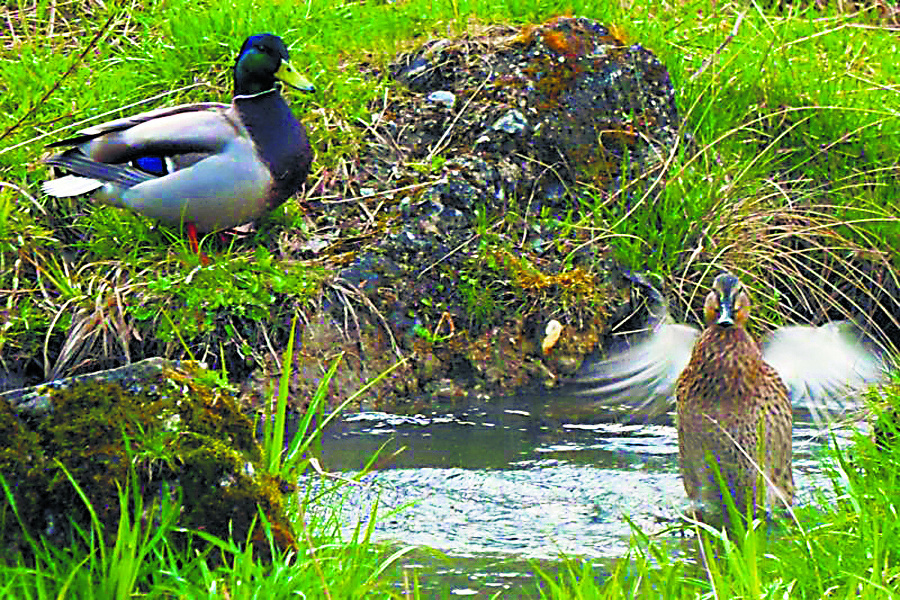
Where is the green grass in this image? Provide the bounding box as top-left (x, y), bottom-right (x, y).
top-left (0, 469), bottom-right (407, 599)
top-left (1, 0), bottom-right (899, 597)
top-left (2, 0), bottom-right (899, 365)
top-left (2, 0), bottom-right (897, 368)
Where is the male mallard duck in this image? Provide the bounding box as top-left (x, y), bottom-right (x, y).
top-left (42, 33), bottom-right (315, 252)
top-left (572, 271), bottom-right (887, 520)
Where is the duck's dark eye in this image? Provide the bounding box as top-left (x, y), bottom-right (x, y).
top-left (255, 43), bottom-right (276, 57)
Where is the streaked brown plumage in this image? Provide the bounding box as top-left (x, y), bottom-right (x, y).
top-left (571, 270), bottom-right (888, 522)
top-left (676, 273), bottom-right (793, 519)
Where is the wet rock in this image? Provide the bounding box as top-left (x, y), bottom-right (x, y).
top-left (491, 108), bottom-right (528, 135)
top-left (427, 90), bottom-right (457, 109)
top-left (339, 253), bottom-right (403, 297)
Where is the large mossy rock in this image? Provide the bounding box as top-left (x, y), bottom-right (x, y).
top-left (0, 358), bottom-right (293, 554)
top-left (281, 16), bottom-right (681, 411)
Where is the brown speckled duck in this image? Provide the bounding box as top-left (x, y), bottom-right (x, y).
top-left (42, 33), bottom-right (314, 253)
top-left (574, 271), bottom-right (888, 520)
top-left (677, 272), bottom-right (794, 519)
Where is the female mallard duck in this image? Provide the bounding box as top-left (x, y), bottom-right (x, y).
top-left (42, 33), bottom-right (314, 252)
top-left (572, 271), bottom-right (887, 521)
top-left (677, 273), bottom-right (794, 520)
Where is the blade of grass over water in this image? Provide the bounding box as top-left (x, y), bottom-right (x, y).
top-left (260, 313), bottom-right (408, 482)
top-left (263, 314), bottom-right (300, 476)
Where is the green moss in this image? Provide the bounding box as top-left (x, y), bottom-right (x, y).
top-left (0, 360), bottom-right (292, 554)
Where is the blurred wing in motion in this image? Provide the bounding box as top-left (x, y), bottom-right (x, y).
top-left (569, 318), bottom-right (698, 423)
top-left (762, 321), bottom-right (888, 425)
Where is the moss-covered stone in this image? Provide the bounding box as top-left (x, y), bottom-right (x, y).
top-left (0, 358), bottom-right (293, 555)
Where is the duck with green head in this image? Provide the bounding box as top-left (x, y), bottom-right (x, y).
top-left (43, 33), bottom-right (315, 253)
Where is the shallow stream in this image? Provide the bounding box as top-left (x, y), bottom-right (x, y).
top-left (307, 393), bottom-right (852, 597)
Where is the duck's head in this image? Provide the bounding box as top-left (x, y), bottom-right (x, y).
top-left (704, 272), bottom-right (751, 328)
top-left (234, 33), bottom-right (315, 96)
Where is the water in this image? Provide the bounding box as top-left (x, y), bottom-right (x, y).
top-left (304, 394), bottom-right (855, 596)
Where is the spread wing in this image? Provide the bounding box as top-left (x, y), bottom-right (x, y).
top-left (568, 319), bottom-right (698, 423)
top-left (762, 321), bottom-right (888, 425)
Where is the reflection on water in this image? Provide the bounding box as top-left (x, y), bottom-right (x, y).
top-left (303, 394), bottom-right (855, 596)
